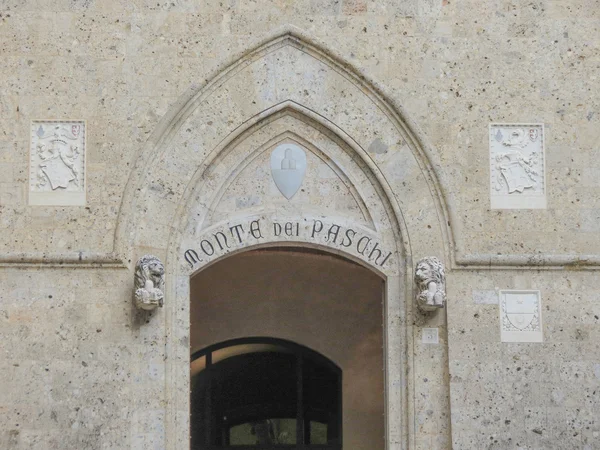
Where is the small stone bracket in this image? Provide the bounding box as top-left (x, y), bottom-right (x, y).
top-left (415, 256), bottom-right (446, 313)
top-left (134, 255), bottom-right (165, 311)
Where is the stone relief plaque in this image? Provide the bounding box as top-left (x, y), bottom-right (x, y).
top-left (29, 120), bottom-right (86, 206)
top-left (499, 290), bottom-right (543, 342)
top-left (489, 124), bottom-right (546, 209)
top-left (270, 143), bottom-right (306, 200)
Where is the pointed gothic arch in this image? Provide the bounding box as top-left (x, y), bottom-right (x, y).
top-left (115, 31), bottom-right (453, 263)
top-left (116, 30), bottom-right (452, 449)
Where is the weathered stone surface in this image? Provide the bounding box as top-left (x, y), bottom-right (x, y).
top-left (0, 1), bottom-right (598, 449)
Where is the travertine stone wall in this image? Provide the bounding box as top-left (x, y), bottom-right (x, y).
top-left (1, 0), bottom-right (599, 258)
top-left (0, 268), bottom-right (166, 448)
top-left (0, 1), bottom-right (598, 449)
top-left (448, 270), bottom-right (600, 449)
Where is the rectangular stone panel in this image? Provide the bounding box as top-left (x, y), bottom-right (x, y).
top-left (473, 290), bottom-right (499, 305)
top-left (499, 290), bottom-right (543, 342)
top-left (29, 120), bottom-right (86, 206)
top-left (489, 124), bottom-right (546, 209)
top-left (422, 327), bottom-right (439, 344)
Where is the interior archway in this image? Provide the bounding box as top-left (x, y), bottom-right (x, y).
top-left (190, 247), bottom-right (385, 450)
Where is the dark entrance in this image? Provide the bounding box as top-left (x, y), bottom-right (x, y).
top-left (190, 248), bottom-right (385, 450)
top-left (191, 337), bottom-right (342, 449)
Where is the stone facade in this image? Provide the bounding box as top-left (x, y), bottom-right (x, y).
top-left (0, 1), bottom-right (599, 449)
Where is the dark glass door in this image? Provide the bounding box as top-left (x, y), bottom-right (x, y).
top-left (191, 338), bottom-right (342, 450)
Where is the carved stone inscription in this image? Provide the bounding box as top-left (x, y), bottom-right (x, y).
top-left (29, 121), bottom-right (86, 206)
top-left (499, 290), bottom-right (543, 342)
top-left (489, 124), bottom-right (545, 209)
top-left (184, 217), bottom-right (393, 270)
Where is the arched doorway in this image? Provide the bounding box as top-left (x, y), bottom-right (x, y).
top-left (118, 31), bottom-right (453, 449)
top-left (190, 247), bottom-right (385, 450)
top-left (191, 337), bottom-right (342, 448)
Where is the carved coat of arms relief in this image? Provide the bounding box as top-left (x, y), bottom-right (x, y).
top-left (489, 124), bottom-right (546, 209)
top-left (29, 121), bottom-right (86, 206)
top-left (270, 143), bottom-right (307, 200)
top-left (499, 290), bottom-right (543, 342)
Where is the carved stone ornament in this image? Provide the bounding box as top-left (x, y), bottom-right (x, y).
top-left (489, 123), bottom-right (546, 209)
top-left (415, 257), bottom-right (446, 312)
top-left (499, 290), bottom-right (543, 342)
top-left (270, 143), bottom-right (307, 200)
top-left (134, 255), bottom-right (165, 311)
top-left (29, 120), bottom-right (86, 206)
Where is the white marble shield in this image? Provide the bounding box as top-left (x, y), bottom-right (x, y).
top-left (270, 143), bottom-right (306, 200)
top-left (503, 292), bottom-right (539, 330)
